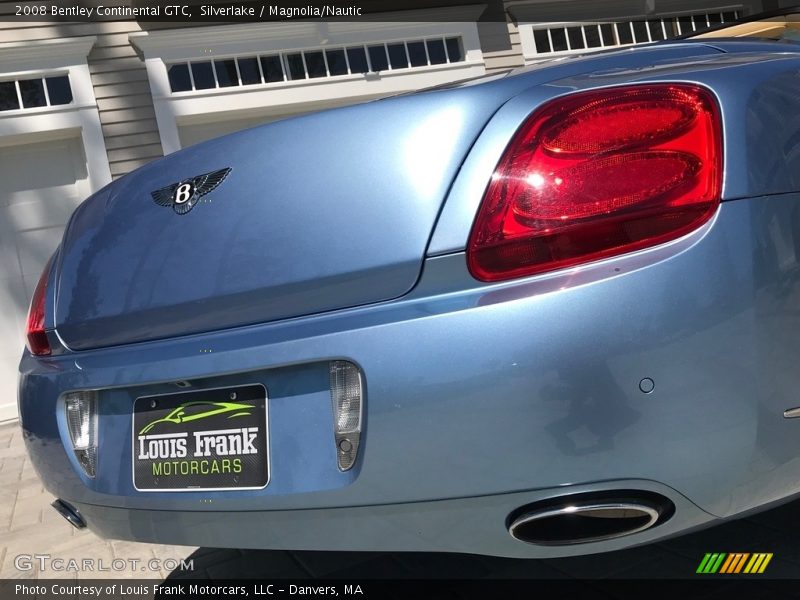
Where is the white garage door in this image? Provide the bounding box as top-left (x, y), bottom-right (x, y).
top-left (0, 134), bottom-right (89, 422)
top-left (179, 113), bottom-right (280, 149)
top-left (177, 99), bottom-right (360, 149)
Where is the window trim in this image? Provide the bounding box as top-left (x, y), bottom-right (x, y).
top-left (165, 35), bottom-right (466, 94)
top-left (518, 6), bottom-right (744, 63)
top-left (130, 19), bottom-right (485, 154)
top-left (0, 36), bottom-right (111, 193)
top-left (0, 72), bottom-right (74, 113)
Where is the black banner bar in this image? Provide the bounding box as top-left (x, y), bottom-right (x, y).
top-left (0, 0), bottom-right (751, 23)
top-left (3, 579), bottom-right (800, 600)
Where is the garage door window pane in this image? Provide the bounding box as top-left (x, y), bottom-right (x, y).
top-left (326, 49), bottom-right (348, 76)
top-left (167, 64), bottom-right (191, 92)
top-left (19, 78), bottom-right (46, 108)
top-left (260, 55), bottom-right (284, 82)
top-left (286, 53), bottom-right (306, 80)
top-left (533, 29), bottom-right (551, 53)
top-left (387, 43), bottom-right (408, 69)
top-left (407, 41), bottom-right (427, 67)
top-left (692, 14), bottom-right (709, 30)
top-left (600, 23), bottom-right (616, 45)
top-left (567, 27), bottom-right (585, 50)
top-left (648, 20), bottom-right (666, 41)
top-left (445, 37), bottom-right (463, 62)
top-left (0, 82), bottom-right (19, 111)
top-left (632, 21), bottom-right (649, 42)
top-left (585, 25), bottom-right (602, 48)
top-left (46, 76), bottom-right (72, 105)
top-left (617, 23), bottom-right (634, 44)
top-left (214, 60), bottom-right (238, 87)
top-left (237, 57), bottom-right (261, 85)
top-left (304, 51), bottom-right (327, 78)
top-left (426, 39), bottom-right (447, 65)
top-left (346, 47), bottom-right (368, 73)
top-left (677, 16), bottom-right (693, 34)
top-left (367, 45), bottom-right (388, 71)
top-left (191, 62), bottom-right (215, 89)
top-left (550, 28), bottom-right (568, 51)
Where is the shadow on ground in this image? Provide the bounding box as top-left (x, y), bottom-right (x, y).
top-left (165, 498), bottom-right (800, 580)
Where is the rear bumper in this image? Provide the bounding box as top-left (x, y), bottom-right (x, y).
top-left (19, 194), bottom-right (800, 556)
top-left (70, 479), bottom-right (715, 558)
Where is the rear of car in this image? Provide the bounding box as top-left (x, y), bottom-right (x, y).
top-left (18, 35), bottom-right (800, 557)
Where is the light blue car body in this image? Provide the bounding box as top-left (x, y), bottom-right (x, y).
top-left (18, 37), bottom-right (800, 557)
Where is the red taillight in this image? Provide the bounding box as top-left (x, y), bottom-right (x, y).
top-left (467, 84), bottom-right (723, 282)
top-left (26, 259), bottom-right (52, 356)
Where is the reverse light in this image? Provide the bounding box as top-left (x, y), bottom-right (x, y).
top-left (329, 361), bottom-right (363, 471)
top-left (26, 257), bottom-right (52, 356)
top-left (65, 391), bottom-right (98, 477)
top-left (467, 84), bottom-right (723, 281)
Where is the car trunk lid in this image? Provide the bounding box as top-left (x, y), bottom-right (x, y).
top-left (54, 87), bottom-right (510, 350)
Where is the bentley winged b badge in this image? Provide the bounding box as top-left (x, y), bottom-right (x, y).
top-left (151, 167), bottom-right (232, 215)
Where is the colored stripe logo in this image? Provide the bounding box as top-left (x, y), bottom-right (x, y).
top-left (696, 553), bottom-right (773, 574)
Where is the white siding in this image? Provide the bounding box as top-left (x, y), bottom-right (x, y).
top-left (482, 20), bottom-right (525, 73)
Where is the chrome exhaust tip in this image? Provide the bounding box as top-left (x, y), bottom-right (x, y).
top-left (508, 491), bottom-right (672, 546)
top-left (51, 499), bottom-right (86, 529)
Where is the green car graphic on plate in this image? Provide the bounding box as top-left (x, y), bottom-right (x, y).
top-left (139, 401), bottom-right (253, 435)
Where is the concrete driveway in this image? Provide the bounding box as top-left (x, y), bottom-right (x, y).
top-left (3, 421), bottom-right (800, 581)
